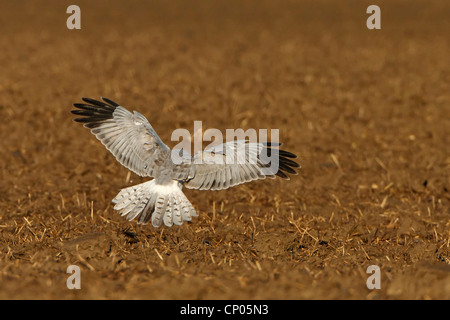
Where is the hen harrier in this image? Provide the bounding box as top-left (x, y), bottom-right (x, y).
top-left (71, 98), bottom-right (299, 227)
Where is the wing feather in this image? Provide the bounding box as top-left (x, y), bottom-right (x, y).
top-left (71, 97), bottom-right (170, 177)
top-left (184, 141), bottom-right (300, 191)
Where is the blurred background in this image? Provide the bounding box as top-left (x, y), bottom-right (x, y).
top-left (0, 0), bottom-right (449, 299)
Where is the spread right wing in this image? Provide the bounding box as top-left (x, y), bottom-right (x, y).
top-left (183, 141), bottom-right (299, 191)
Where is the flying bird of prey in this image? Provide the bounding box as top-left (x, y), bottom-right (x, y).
top-left (71, 98), bottom-right (300, 228)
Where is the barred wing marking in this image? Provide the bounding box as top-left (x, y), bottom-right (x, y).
top-left (184, 141), bottom-right (299, 191)
top-left (71, 97), bottom-right (170, 177)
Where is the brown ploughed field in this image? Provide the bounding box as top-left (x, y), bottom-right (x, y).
top-left (0, 0), bottom-right (449, 299)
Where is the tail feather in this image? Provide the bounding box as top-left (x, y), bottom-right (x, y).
top-left (112, 180), bottom-right (197, 228)
top-left (153, 195), bottom-right (169, 227)
top-left (120, 189), bottom-right (146, 218)
top-left (172, 195), bottom-right (183, 226)
top-left (164, 197), bottom-right (174, 227)
top-left (137, 194), bottom-right (156, 224)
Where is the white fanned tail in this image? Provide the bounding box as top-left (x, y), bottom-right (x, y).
top-left (112, 180), bottom-right (197, 227)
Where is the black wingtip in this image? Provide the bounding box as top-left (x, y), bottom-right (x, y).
top-left (101, 97), bottom-right (120, 107)
top-left (279, 150), bottom-right (297, 159)
top-left (275, 170), bottom-right (290, 180)
top-left (262, 143), bottom-right (300, 180)
top-left (71, 97), bottom-right (120, 126)
top-left (264, 142), bottom-right (283, 147)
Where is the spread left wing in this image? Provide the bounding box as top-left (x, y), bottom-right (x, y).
top-left (71, 97), bottom-right (171, 177)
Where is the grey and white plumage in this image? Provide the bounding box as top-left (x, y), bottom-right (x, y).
top-left (71, 97), bottom-right (300, 228)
